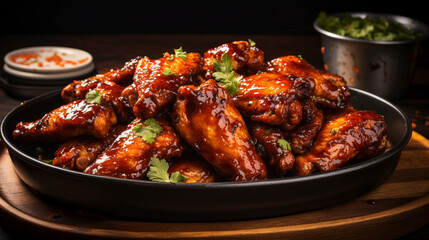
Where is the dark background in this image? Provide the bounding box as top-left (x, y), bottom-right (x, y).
top-left (1, 2), bottom-right (429, 240)
top-left (1, 1), bottom-right (427, 35)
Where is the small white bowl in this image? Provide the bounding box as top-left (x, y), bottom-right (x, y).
top-left (4, 46), bottom-right (93, 73)
top-left (3, 62), bottom-right (95, 80)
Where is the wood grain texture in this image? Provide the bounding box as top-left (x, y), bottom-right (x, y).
top-left (0, 131), bottom-right (428, 240)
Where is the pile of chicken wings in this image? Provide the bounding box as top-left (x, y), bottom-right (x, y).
top-left (12, 40), bottom-right (388, 182)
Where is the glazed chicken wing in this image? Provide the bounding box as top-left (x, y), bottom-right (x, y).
top-left (168, 153), bottom-right (218, 183)
top-left (84, 118), bottom-right (185, 179)
top-left (61, 56), bottom-right (141, 102)
top-left (133, 52), bottom-right (203, 119)
top-left (232, 72), bottom-right (314, 130)
top-left (89, 56), bottom-right (141, 84)
top-left (287, 98), bottom-right (324, 154)
top-left (121, 83), bottom-right (138, 109)
top-left (262, 55), bottom-right (350, 109)
top-left (13, 100), bottom-right (117, 144)
top-left (61, 79), bottom-right (133, 123)
top-left (249, 122), bottom-right (295, 176)
top-left (61, 78), bottom-right (100, 103)
top-left (94, 81), bottom-right (134, 123)
top-left (53, 124), bottom-right (126, 171)
top-left (172, 79), bottom-right (267, 181)
top-left (294, 110), bottom-right (387, 175)
top-left (203, 40), bottom-right (264, 79)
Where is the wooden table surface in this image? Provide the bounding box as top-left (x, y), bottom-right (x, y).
top-left (0, 34), bottom-right (428, 239)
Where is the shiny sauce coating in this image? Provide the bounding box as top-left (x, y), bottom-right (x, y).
top-left (133, 52), bottom-right (202, 118)
top-left (294, 110), bottom-right (387, 175)
top-left (84, 118), bottom-right (184, 179)
top-left (13, 100), bottom-right (117, 144)
top-left (173, 79), bottom-right (267, 181)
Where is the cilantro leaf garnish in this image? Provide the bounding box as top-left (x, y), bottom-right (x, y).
top-left (174, 46), bottom-right (187, 60)
top-left (42, 159), bottom-right (53, 164)
top-left (212, 53), bottom-right (241, 96)
top-left (170, 171), bottom-right (189, 183)
top-left (248, 39), bottom-right (256, 46)
top-left (278, 139), bottom-right (292, 151)
top-left (132, 118), bottom-right (163, 144)
top-left (167, 55), bottom-right (174, 61)
top-left (147, 157), bottom-right (189, 183)
top-left (85, 90), bottom-right (102, 104)
top-left (163, 68), bottom-right (176, 76)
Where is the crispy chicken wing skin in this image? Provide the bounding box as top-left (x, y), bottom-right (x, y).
top-left (52, 125), bottom-right (127, 171)
top-left (61, 56), bottom-right (141, 102)
top-left (232, 72), bottom-right (314, 130)
top-left (168, 154), bottom-right (218, 183)
top-left (262, 55), bottom-right (350, 109)
top-left (94, 81), bottom-right (133, 123)
top-left (133, 52), bottom-right (203, 119)
top-left (84, 118), bottom-right (185, 179)
top-left (203, 40), bottom-right (264, 79)
top-left (294, 110), bottom-right (387, 175)
top-left (249, 122), bottom-right (295, 176)
top-left (90, 56), bottom-right (141, 84)
top-left (172, 79), bottom-right (267, 181)
top-left (121, 83), bottom-right (138, 109)
top-left (287, 99), bottom-right (324, 154)
top-left (61, 79), bottom-right (133, 124)
top-left (61, 78), bottom-right (100, 103)
top-left (13, 100), bottom-right (117, 144)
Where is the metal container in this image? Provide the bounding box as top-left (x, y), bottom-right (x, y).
top-left (314, 12), bottom-right (428, 100)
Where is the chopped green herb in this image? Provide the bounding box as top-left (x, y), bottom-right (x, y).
top-left (85, 90), bottom-right (102, 104)
top-left (132, 118), bottom-right (163, 144)
top-left (146, 157), bottom-right (189, 183)
top-left (174, 46), bottom-right (187, 60)
top-left (316, 11), bottom-right (421, 41)
top-left (163, 68), bottom-right (176, 76)
top-left (170, 171), bottom-right (189, 183)
top-left (212, 53), bottom-right (241, 96)
top-left (42, 159), bottom-right (53, 164)
top-left (330, 128), bottom-right (337, 135)
top-left (278, 139), bottom-right (292, 151)
top-left (265, 129), bottom-right (272, 135)
top-left (248, 39), bottom-right (256, 46)
top-left (167, 55), bottom-right (174, 61)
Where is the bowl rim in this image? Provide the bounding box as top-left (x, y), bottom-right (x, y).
top-left (313, 11), bottom-right (429, 45)
top-left (3, 46), bottom-right (94, 73)
top-left (3, 62), bottom-right (95, 80)
top-left (0, 87), bottom-right (412, 190)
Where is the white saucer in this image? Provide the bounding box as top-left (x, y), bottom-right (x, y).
top-left (3, 62), bottom-right (95, 80)
top-left (4, 46), bottom-right (93, 73)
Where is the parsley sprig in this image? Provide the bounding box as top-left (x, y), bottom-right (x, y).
top-left (278, 139), bottom-right (292, 151)
top-left (132, 118), bottom-right (163, 144)
top-left (212, 53), bottom-right (241, 96)
top-left (174, 46), bottom-right (187, 60)
top-left (163, 68), bottom-right (176, 76)
top-left (85, 90), bottom-right (102, 104)
top-left (146, 157), bottom-right (189, 183)
top-left (248, 39), bottom-right (256, 46)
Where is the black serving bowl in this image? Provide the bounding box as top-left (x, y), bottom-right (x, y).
top-left (0, 88), bottom-right (412, 222)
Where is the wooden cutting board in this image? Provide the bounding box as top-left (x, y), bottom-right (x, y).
top-left (0, 131), bottom-right (429, 240)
